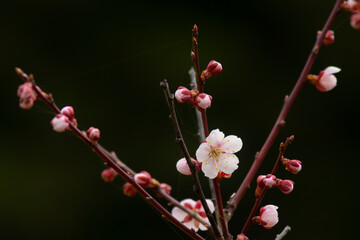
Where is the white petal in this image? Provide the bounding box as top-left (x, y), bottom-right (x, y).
top-left (221, 135), bottom-right (243, 154)
top-left (317, 75), bottom-right (337, 92)
top-left (201, 159), bottom-right (219, 179)
top-left (323, 66), bottom-right (341, 76)
top-left (205, 129), bottom-right (224, 146)
top-left (183, 219), bottom-right (199, 232)
top-left (199, 199), bottom-right (215, 213)
top-left (179, 199), bottom-right (197, 208)
top-left (218, 154), bottom-right (239, 174)
top-left (171, 206), bottom-right (188, 222)
top-left (199, 221), bottom-right (210, 231)
top-left (196, 142), bottom-right (210, 162)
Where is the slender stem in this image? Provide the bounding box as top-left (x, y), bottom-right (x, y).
top-left (240, 136), bottom-right (294, 235)
top-left (275, 225), bottom-right (291, 240)
top-left (16, 70), bottom-right (205, 240)
top-left (213, 179), bottom-right (230, 239)
top-left (225, 0), bottom-right (343, 221)
top-left (160, 80), bottom-right (223, 239)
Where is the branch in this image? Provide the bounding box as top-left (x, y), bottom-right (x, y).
top-left (275, 225), bottom-right (291, 240)
top-left (160, 79), bottom-right (223, 240)
top-left (225, 0), bottom-right (343, 221)
top-left (16, 69), bottom-right (205, 240)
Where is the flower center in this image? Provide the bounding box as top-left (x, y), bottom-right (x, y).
top-left (209, 148), bottom-right (221, 159)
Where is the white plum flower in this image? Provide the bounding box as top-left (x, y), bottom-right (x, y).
top-left (171, 198), bottom-right (214, 232)
top-left (195, 129), bottom-right (243, 179)
top-left (259, 204), bottom-right (279, 229)
top-left (316, 66), bottom-right (341, 92)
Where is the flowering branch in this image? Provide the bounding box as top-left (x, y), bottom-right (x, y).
top-left (225, 0), bottom-right (344, 221)
top-left (16, 68), bottom-right (205, 240)
top-left (241, 136), bottom-right (294, 235)
top-left (160, 79), bottom-right (223, 239)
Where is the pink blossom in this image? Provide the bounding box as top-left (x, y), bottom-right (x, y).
top-left (176, 157), bottom-right (201, 176)
top-left (50, 114), bottom-right (69, 132)
top-left (259, 205), bottom-right (279, 229)
top-left (159, 183), bottom-right (171, 195)
top-left (316, 66), bottom-right (341, 92)
top-left (286, 159), bottom-right (302, 174)
top-left (348, 0), bottom-right (360, 12)
top-left (134, 171), bottom-right (152, 188)
top-left (101, 168), bottom-right (118, 182)
top-left (60, 106), bottom-right (75, 120)
top-left (123, 182), bottom-right (137, 197)
top-left (175, 87), bottom-right (193, 103)
top-left (236, 233), bottom-right (249, 240)
top-left (351, 13), bottom-right (360, 30)
top-left (86, 127), bottom-right (100, 143)
top-left (196, 129), bottom-right (243, 179)
top-left (195, 93), bottom-right (213, 110)
top-left (201, 60), bottom-right (223, 80)
top-left (171, 199), bottom-right (214, 232)
top-left (17, 82), bottom-right (37, 110)
top-left (278, 179), bottom-right (294, 194)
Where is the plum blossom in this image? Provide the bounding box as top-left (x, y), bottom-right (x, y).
top-left (171, 199), bottom-right (214, 232)
top-left (259, 204), bottom-right (279, 229)
top-left (176, 157), bottom-right (201, 176)
top-left (196, 93), bottom-right (212, 110)
top-left (196, 129), bottom-right (243, 179)
top-left (316, 66), bottom-right (341, 92)
top-left (51, 114), bottom-right (69, 132)
top-left (17, 82), bottom-right (37, 110)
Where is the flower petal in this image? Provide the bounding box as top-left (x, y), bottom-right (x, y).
top-left (218, 154), bottom-right (239, 174)
top-left (317, 75), bottom-right (337, 92)
top-left (205, 129), bottom-right (224, 146)
top-left (201, 159), bottom-right (219, 179)
top-left (180, 199), bottom-right (196, 209)
top-left (199, 220), bottom-right (210, 231)
top-left (183, 219), bottom-right (199, 232)
top-left (171, 207), bottom-right (188, 222)
top-left (196, 142), bottom-right (210, 162)
top-left (198, 199), bottom-right (215, 213)
top-left (323, 66), bottom-right (341, 76)
top-left (221, 135), bottom-right (243, 153)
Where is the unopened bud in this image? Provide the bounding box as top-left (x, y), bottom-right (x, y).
top-left (17, 82), bottom-right (37, 110)
top-left (176, 157), bottom-right (201, 176)
top-left (134, 171), bottom-right (152, 188)
top-left (195, 93), bottom-right (212, 110)
top-left (258, 204), bottom-right (279, 229)
top-left (60, 106), bottom-right (75, 120)
top-left (175, 87), bottom-right (193, 103)
top-left (87, 127), bottom-right (100, 143)
top-left (257, 174), bottom-right (277, 189)
top-left (318, 30), bottom-right (335, 46)
top-left (201, 60), bottom-right (223, 81)
top-left (236, 233), bottom-right (249, 240)
top-left (160, 183), bottom-right (172, 195)
top-left (51, 114), bottom-right (69, 132)
top-left (285, 159), bottom-right (302, 174)
top-left (351, 13), bottom-right (360, 30)
top-left (101, 168), bottom-right (118, 182)
top-left (310, 66), bottom-right (341, 92)
top-left (123, 182), bottom-right (137, 197)
top-left (348, 0), bottom-right (360, 12)
top-left (278, 179), bottom-right (294, 194)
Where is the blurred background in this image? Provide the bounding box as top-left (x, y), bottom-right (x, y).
top-left (1, 0), bottom-right (359, 239)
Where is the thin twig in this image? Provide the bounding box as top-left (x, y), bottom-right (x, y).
top-left (224, 0), bottom-right (344, 221)
top-left (160, 79), bottom-right (223, 240)
top-left (16, 69), bottom-right (205, 240)
top-left (275, 225), bottom-right (291, 240)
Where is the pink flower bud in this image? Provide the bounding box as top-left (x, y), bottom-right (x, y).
top-left (278, 179), bottom-right (294, 194)
top-left (176, 157), bottom-right (201, 176)
top-left (201, 60), bottom-right (223, 80)
top-left (236, 234), bottom-right (249, 240)
top-left (17, 82), bottom-right (37, 110)
top-left (257, 174), bottom-right (277, 190)
top-left (60, 106), bottom-right (75, 120)
top-left (286, 159), bottom-right (302, 174)
top-left (134, 171), bottom-right (152, 188)
top-left (319, 30), bottom-right (335, 46)
top-left (160, 183), bottom-right (172, 195)
top-left (101, 168), bottom-right (118, 182)
top-left (316, 66), bottom-right (341, 92)
top-left (195, 93), bottom-right (212, 110)
top-left (86, 127), bottom-right (100, 143)
top-left (50, 114), bottom-right (69, 132)
top-left (259, 205), bottom-right (279, 229)
top-left (348, 0), bottom-right (360, 12)
top-left (175, 86), bottom-right (192, 103)
top-left (351, 13), bottom-right (360, 30)
top-left (123, 182), bottom-right (137, 197)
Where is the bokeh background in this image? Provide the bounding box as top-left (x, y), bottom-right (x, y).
top-left (1, 0), bottom-right (360, 239)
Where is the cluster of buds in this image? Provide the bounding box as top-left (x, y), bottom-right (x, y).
top-left (343, 0), bottom-right (360, 30)
top-left (318, 30), bottom-right (335, 46)
top-left (307, 66), bottom-right (341, 92)
top-left (282, 158), bottom-right (302, 174)
top-left (253, 204), bottom-right (279, 229)
top-left (255, 174), bottom-right (294, 197)
top-left (176, 157), bottom-right (201, 176)
top-left (200, 60), bottom-right (223, 81)
top-left (17, 82), bottom-right (37, 110)
top-left (50, 106), bottom-right (78, 132)
top-left (175, 87), bottom-right (213, 110)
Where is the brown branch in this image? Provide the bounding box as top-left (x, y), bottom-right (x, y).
top-left (160, 79), bottom-right (223, 240)
top-left (16, 69), bottom-right (205, 240)
top-left (224, 0), bottom-right (343, 221)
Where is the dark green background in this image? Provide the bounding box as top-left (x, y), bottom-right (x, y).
top-left (1, 0), bottom-right (359, 239)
